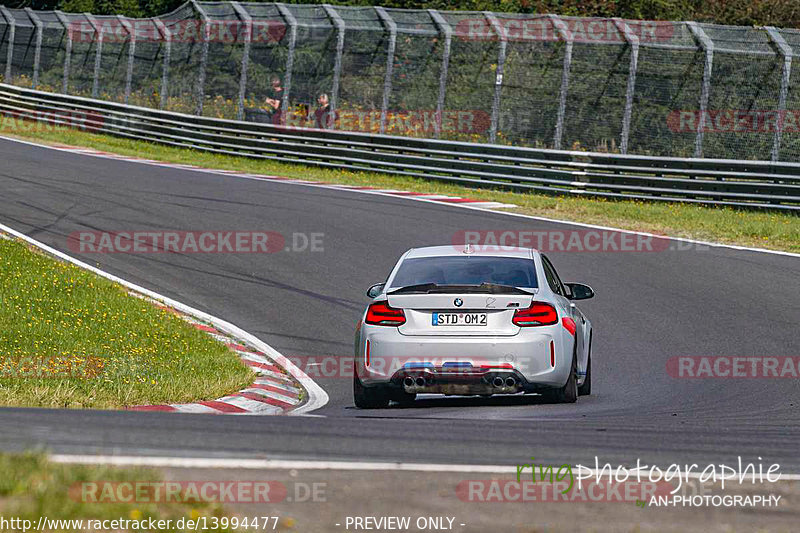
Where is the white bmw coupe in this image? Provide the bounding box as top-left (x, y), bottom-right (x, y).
top-left (353, 245), bottom-right (594, 408)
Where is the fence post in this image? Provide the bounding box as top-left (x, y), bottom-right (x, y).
top-left (613, 19), bottom-right (639, 154)
top-left (152, 18), bottom-right (171, 110)
top-left (429, 9), bottom-right (451, 139)
top-left (550, 15), bottom-right (573, 150)
top-left (1, 7), bottom-right (16, 82)
top-left (191, 0), bottom-right (210, 115)
top-left (483, 12), bottom-right (507, 144)
top-left (322, 4), bottom-right (344, 130)
top-left (765, 26), bottom-right (792, 163)
top-left (84, 14), bottom-right (102, 98)
top-left (375, 7), bottom-right (396, 135)
top-left (275, 3), bottom-right (297, 122)
top-left (686, 22), bottom-right (713, 158)
top-left (54, 11), bottom-right (72, 94)
top-left (116, 15), bottom-right (135, 104)
top-left (24, 8), bottom-right (42, 89)
top-left (231, 2), bottom-right (252, 121)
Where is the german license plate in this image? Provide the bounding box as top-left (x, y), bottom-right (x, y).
top-left (432, 312), bottom-right (488, 326)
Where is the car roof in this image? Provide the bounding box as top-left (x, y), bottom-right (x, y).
top-left (404, 245), bottom-right (537, 259)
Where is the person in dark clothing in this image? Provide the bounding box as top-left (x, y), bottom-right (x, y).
top-left (314, 93), bottom-right (335, 129)
top-left (264, 76), bottom-right (283, 125)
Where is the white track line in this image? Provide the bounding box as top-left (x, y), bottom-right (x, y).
top-left (48, 455), bottom-right (800, 478)
top-left (1, 134), bottom-right (796, 259)
top-left (0, 221), bottom-right (329, 415)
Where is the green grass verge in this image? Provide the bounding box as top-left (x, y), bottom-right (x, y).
top-left (0, 236), bottom-right (253, 408)
top-left (1, 123), bottom-right (798, 253)
top-left (0, 453), bottom-right (233, 532)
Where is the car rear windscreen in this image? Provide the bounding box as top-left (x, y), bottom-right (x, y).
top-left (390, 256), bottom-right (538, 288)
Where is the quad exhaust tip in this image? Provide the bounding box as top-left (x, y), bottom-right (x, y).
top-left (404, 374), bottom-right (516, 390)
top-left (492, 376), bottom-right (517, 388)
top-left (403, 376), bottom-right (431, 388)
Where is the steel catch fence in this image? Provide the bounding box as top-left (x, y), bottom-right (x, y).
top-left (2, 3), bottom-right (800, 163)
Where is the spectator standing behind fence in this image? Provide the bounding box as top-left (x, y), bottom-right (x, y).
top-left (263, 76), bottom-right (283, 125)
top-left (314, 93), bottom-right (335, 129)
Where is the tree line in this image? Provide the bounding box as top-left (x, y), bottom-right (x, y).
top-left (3, 0), bottom-right (799, 29)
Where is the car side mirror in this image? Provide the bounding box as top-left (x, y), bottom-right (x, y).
top-left (565, 283), bottom-right (594, 301)
top-left (366, 283), bottom-right (386, 299)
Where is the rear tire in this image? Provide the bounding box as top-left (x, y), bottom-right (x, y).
top-left (353, 373), bottom-right (390, 409)
top-left (544, 349), bottom-right (578, 404)
top-left (578, 335), bottom-right (592, 397)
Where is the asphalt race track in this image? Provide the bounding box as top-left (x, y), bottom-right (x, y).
top-left (1, 137), bottom-right (799, 471)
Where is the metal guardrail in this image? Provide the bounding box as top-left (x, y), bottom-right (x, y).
top-left (1, 83), bottom-right (798, 212)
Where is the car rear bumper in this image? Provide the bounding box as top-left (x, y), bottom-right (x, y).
top-left (356, 326), bottom-right (572, 390)
top-left (391, 366), bottom-right (543, 395)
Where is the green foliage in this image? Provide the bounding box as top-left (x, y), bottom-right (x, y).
top-left (59, 0), bottom-right (144, 17)
top-left (48, 0), bottom-right (800, 28)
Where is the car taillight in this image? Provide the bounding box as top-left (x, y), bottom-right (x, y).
top-left (512, 302), bottom-right (558, 327)
top-left (365, 301), bottom-right (406, 326)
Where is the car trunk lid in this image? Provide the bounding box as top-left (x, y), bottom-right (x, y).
top-left (387, 293), bottom-right (534, 336)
